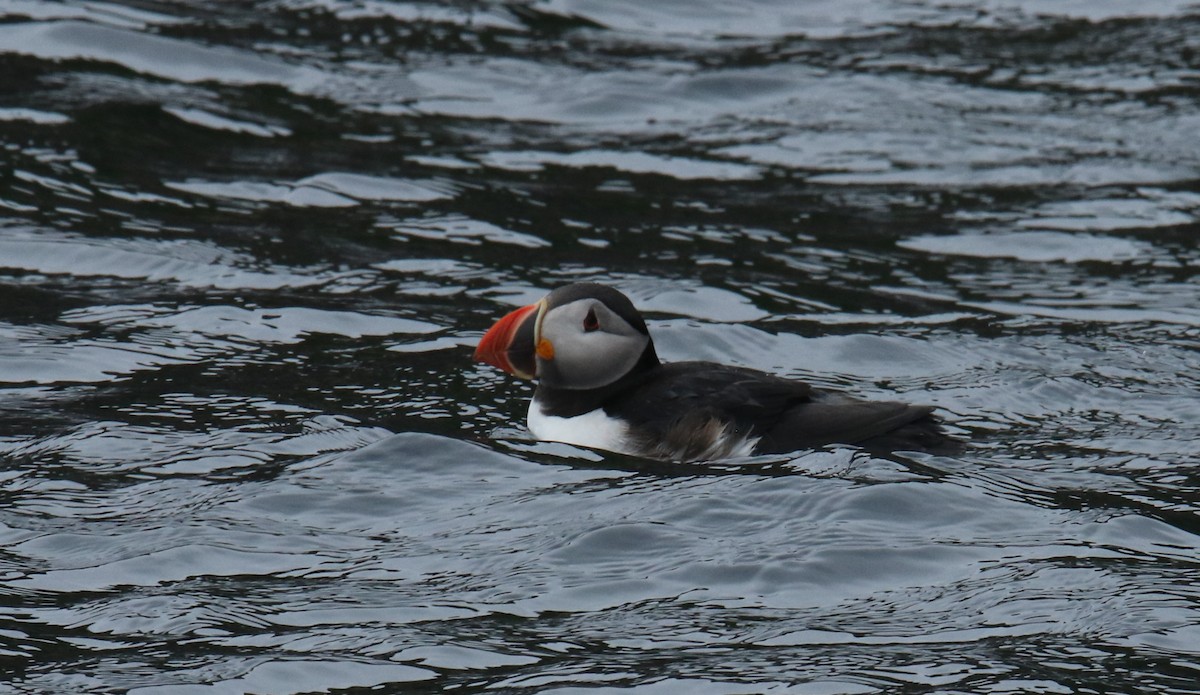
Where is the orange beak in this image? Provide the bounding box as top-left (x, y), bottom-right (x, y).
top-left (474, 302), bottom-right (541, 379)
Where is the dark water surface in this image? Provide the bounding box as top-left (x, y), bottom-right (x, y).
top-left (3, 1), bottom-right (1200, 693)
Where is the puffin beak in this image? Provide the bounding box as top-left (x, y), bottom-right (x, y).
top-left (474, 300), bottom-right (544, 379)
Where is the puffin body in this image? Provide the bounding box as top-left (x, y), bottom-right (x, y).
top-left (475, 283), bottom-right (944, 461)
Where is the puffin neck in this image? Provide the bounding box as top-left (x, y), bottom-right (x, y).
top-left (533, 341), bottom-right (661, 418)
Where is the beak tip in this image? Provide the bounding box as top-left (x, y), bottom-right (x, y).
top-left (474, 302), bottom-right (540, 377)
top-left (472, 345), bottom-right (500, 369)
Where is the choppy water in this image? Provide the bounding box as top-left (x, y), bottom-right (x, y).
top-left (2, 1), bottom-right (1200, 693)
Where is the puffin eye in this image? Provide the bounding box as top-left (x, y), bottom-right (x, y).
top-left (582, 307), bottom-right (600, 332)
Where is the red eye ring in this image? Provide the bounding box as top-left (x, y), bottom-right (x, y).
top-left (583, 308), bottom-right (600, 332)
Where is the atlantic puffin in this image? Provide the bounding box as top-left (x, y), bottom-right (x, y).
top-left (474, 283), bottom-right (946, 461)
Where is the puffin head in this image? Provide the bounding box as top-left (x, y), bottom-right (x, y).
top-left (474, 283), bottom-right (656, 390)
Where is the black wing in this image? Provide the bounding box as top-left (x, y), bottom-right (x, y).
top-left (604, 362), bottom-right (813, 456)
top-left (755, 396), bottom-right (936, 453)
top-left (605, 361), bottom-right (940, 457)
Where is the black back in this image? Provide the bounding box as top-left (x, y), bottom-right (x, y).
top-left (578, 361), bottom-right (937, 457)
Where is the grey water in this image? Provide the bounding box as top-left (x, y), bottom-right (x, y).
top-left (2, 1), bottom-right (1200, 693)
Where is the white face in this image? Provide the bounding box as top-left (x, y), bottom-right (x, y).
top-left (535, 297), bottom-right (650, 390)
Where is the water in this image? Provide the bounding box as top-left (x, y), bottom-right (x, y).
top-left (2, 1), bottom-right (1199, 692)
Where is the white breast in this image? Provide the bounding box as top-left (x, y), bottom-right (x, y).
top-left (527, 400), bottom-right (634, 456)
top-left (526, 399), bottom-right (761, 461)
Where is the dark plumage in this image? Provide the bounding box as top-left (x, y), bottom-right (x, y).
top-left (539, 361), bottom-right (940, 459)
top-left (475, 282), bottom-right (951, 461)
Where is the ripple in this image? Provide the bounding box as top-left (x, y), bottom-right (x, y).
top-left (622, 283), bottom-right (769, 323)
top-left (540, 0), bottom-right (1200, 39)
top-left (127, 660), bottom-right (435, 695)
top-left (538, 0), bottom-right (929, 39)
top-left (715, 76), bottom-right (1200, 188)
top-left (0, 323), bottom-right (197, 384)
top-left (64, 304), bottom-right (440, 343)
top-left (296, 0), bottom-right (523, 30)
top-left (650, 320), bottom-right (970, 388)
top-left (899, 231), bottom-right (1152, 263)
top-left (0, 107), bottom-right (70, 125)
top-left (166, 173), bottom-right (455, 207)
top-left (482, 150), bottom-right (761, 181)
top-left (0, 228), bottom-right (353, 289)
top-left (962, 301), bottom-right (1200, 327)
top-left (1021, 191), bottom-right (1200, 231)
top-left (0, 21), bottom-right (324, 87)
top-left (14, 544), bottom-right (331, 592)
top-left (2, 414), bottom-right (387, 478)
top-left (718, 134), bottom-right (893, 173)
top-left (1, 300), bottom-right (439, 386)
top-left (0, 0), bottom-right (183, 27)
top-left (382, 214), bottom-right (550, 248)
top-left (163, 107), bottom-right (291, 138)
top-left (394, 644), bottom-right (540, 670)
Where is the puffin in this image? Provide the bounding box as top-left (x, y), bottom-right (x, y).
top-left (474, 282), bottom-right (946, 461)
